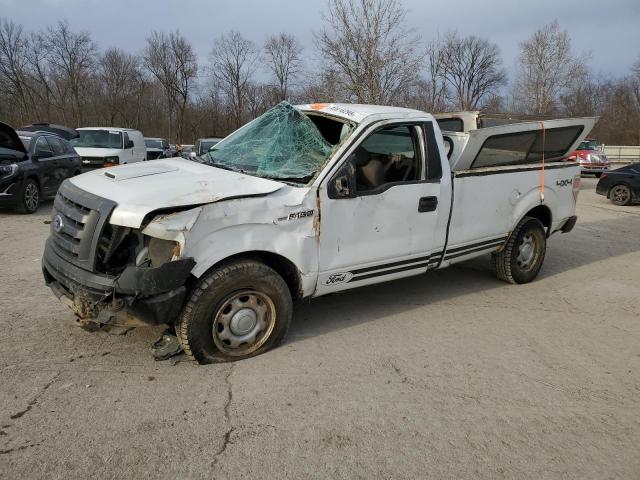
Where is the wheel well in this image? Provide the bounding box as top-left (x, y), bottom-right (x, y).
top-left (25, 175), bottom-right (40, 189)
top-left (211, 251), bottom-right (303, 300)
top-left (524, 205), bottom-right (552, 234)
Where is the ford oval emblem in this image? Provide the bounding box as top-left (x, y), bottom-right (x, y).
top-left (52, 214), bottom-right (64, 233)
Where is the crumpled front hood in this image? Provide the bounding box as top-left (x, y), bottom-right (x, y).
top-left (69, 157), bottom-right (284, 228)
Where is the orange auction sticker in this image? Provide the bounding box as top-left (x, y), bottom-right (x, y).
top-left (309, 103), bottom-right (329, 110)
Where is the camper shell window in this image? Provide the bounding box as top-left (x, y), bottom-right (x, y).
top-left (471, 126), bottom-right (584, 169)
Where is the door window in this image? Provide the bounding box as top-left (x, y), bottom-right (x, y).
top-left (353, 124), bottom-right (422, 194)
top-left (34, 137), bottom-right (53, 158)
top-left (48, 136), bottom-right (66, 156)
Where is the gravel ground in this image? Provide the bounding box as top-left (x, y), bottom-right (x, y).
top-left (0, 177), bottom-right (639, 479)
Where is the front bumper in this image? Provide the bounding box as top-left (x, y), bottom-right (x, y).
top-left (0, 179), bottom-right (20, 207)
top-left (580, 163), bottom-right (610, 174)
top-left (595, 182), bottom-right (609, 196)
top-left (43, 238), bottom-right (195, 327)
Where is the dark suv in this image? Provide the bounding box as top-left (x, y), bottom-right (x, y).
top-left (0, 122), bottom-right (82, 213)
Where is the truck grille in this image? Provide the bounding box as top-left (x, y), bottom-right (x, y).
top-left (50, 181), bottom-right (117, 271)
top-left (81, 157), bottom-right (106, 169)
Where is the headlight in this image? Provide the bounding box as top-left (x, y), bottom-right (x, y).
top-left (0, 163), bottom-right (18, 179)
top-left (104, 156), bottom-right (119, 167)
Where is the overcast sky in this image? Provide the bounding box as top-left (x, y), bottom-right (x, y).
top-left (2, 0), bottom-right (639, 84)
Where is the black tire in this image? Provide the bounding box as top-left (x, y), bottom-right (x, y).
top-left (493, 216), bottom-right (546, 284)
top-left (15, 178), bottom-right (40, 214)
top-left (176, 259), bottom-right (292, 364)
top-left (609, 184), bottom-right (632, 206)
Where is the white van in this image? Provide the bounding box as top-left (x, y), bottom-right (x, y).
top-left (71, 128), bottom-right (146, 170)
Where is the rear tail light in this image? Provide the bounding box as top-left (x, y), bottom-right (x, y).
top-left (572, 175), bottom-right (581, 203)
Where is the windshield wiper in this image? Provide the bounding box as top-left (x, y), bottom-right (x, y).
top-left (204, 156), bottom-right (242, 173)
top-left (260, 172), bottom-right (316, 184)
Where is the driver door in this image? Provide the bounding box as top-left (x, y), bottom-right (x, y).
top-left (315, 121), bottom-right (449, 295)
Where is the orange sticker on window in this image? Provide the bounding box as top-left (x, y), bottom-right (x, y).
top-left (309, 103), bottom-right (329, 110)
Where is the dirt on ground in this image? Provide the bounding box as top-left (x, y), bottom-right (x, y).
top-left (0, 177), bottom-right (639, 479)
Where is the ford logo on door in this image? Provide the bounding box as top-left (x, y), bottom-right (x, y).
top-left (52, 214), bottom-right (64, 233)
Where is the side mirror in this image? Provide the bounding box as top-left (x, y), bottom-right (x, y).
top-left (189, 151), bottom-right (197, 160)
top-left (125, 139), bottom-right (134, 149)
top-left (328, 157), bottom-right (356, 199)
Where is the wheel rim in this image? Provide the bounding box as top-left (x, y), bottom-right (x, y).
top-left (516, 233), bottom-right (538, 271)
top-left (212, 290), bottom-right (276, 356)
top-left (611, 186), bottom-right (630, 204)
top-left (24, 183), bottom-right (39, 211)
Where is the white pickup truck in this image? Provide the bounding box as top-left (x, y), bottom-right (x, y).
top-left (42, 102), bottom-right (594, 363)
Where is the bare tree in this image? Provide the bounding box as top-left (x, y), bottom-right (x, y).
top-left (436, 32), bottom-right (506, 110)
top-left (143, 31), bottom-right (197, 141)
top-left (424, 39), bottom-right (449, 111)
top-left (316, 0), bottom-right (422, 104)
top-left (43, 21), bottom-right (98, 125)
top-left (210, 31), bottom-right (258, 129)
top-left (98, 48), bottom-right (144, 126)
top-left (512, 20), bottom-right (586, 115)
top-left (263, 33), bottom-right (303, 101)
top-left (0, 20), bottom-right (34, 122)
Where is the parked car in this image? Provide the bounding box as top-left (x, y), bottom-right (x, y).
top-left (567, 138), bottom-right (610, 177)
top-left (193, 137), bottom-right (223, 158)
top-left (595, 163), bottom-right (640, 206)
top-left (0, 121), bottom-right (81, 213)
top-left (20, 122), bottom-right (80, 141)
top-left (179, 144), bottom-right (194, 159)
top-left (145, 137), bottom-right (175, 160)
top-left (71, 127), bottom-right (146, 170)
top-left (42, 102), bottom-right (594, 362)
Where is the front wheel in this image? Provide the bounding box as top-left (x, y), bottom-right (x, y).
top-left (493, 217), bottom-right (546, 284)
top-left (609, 184), bottom-right (632, 206)
top-left (15, 178), bottom-right (40, 214)
top-left (176, 259), bottom-right (292, 363)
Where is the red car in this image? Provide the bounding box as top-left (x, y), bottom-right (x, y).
top-left (567, 138), bottom-right (610, 177)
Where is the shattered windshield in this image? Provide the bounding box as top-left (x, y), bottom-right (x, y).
top-left (201, 102), bottom-right (335, 182)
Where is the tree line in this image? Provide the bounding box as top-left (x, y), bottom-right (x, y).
top-left (1, 0), bottom-right (639, 144)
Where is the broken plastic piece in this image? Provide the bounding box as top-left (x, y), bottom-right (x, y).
top-left (151, 331), bottom-right (183, 361)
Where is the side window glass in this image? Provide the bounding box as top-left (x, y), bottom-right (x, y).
top-left (474, 132), bottom-right (536, 168)
top-left (65, 139), bottom-right (77, 154)
top-left (123, 133), bottom-right (130, 147)
top-left (354, 125), bottom-right (421, 193)
top-left (35, 137), bottom-right (53, 157)
top-left (472, 126), bottom-right (583, 169)
top-left (436, 118), bottom-right (464, 133)
top-left (48, 137), bottom-right (65, 156)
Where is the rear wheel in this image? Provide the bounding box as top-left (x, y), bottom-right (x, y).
top-left (15, 178), bottom-right (40, 214)
top-left (176, 259), bottom-right (292, 364)
top-left (609, 184), bottom-right (631, 206)
top-left (493, 217), bottom-right (546, 284)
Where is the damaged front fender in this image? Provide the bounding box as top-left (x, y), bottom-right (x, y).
top-left (142, 206), bottom-right (203, 245)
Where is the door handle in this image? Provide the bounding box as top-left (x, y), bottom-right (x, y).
top-left (418, 196), bottom-right (438, 212)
